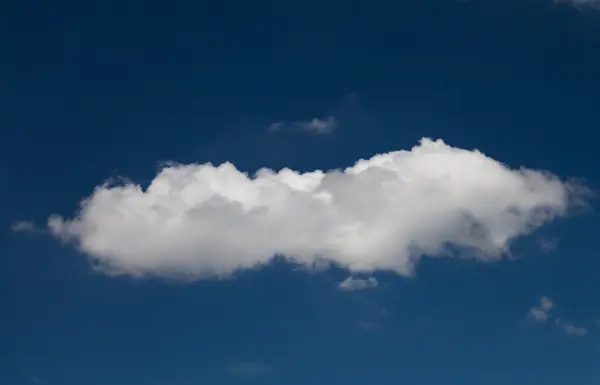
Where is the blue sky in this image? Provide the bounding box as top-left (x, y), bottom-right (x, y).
top-left (2, 0), bottom-right (600, 384)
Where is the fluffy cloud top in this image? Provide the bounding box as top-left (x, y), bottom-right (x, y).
top-left (338, 276), bottom-right (378, 291)
top-left (47, 138), bottom-right (582, 279)
top-left (529, 296), bottom-right (555, 323)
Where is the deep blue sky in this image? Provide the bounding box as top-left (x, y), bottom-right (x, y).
top-left (2, 0), bottom-right (600, 384)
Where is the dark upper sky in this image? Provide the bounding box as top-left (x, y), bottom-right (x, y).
top-left (2, 1), bottom-right (600, 384)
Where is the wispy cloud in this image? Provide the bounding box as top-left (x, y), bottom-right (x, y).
top-left (556, 319), bottom-right (588, 337)
top-left (554, 0), bottom-right (600, 9)
top-left (226, 362), bottom-right (272, 377)
top-left (357, 321), bottom-right (379, 330)
top-left (268, 116), bottom-right (338, 135)
top-left (538, 237), bottom-right (559, 254)
top-left (529, 296), bottom-right (555, 323)
top-left (528, 298), bottom-right (589, 337)
top-left (300, 116), bottom-right (338, 134)
top-left (10, 221), bottom-right (40, 233)
top-left (267, 121), bottom-right (284, 132)
top-left (338, 276), bottom-right (378, 291)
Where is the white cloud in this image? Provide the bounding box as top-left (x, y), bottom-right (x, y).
top-left (556, 319), bottom-right (588, 336)
top-left (11, 221), bottom-right (39, 233)
top-left (338, 276), bottom-right (378, 291)
top-left (47, 138), bottom-right (584, 280)
top-left (554, 0), bottom-right (600, 9)
top-left (268, 116), bottom-right (337, 134)
top-left (529, 296), bottom-right (555, 323)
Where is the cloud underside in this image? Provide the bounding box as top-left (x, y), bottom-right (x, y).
top-left (47, 138), bottom-right (583, 280)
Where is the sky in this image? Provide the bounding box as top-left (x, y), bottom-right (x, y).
top-left (2, 0), bottom-right (600, 384)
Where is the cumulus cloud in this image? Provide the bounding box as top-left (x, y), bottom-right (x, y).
top-left (46, 138), bottom-right (584, 280)
top-left (338, 276), bottom-right (378, 291)
top-left (529, 296), bottom-right (555, 323)
top-left (268, 116), bottom-right (337, 134)
top-left (556, 320), bottom-right (588, 337)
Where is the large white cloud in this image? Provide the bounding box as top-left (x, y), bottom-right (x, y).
top-left (47, 138), bottom-right (582, 279)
